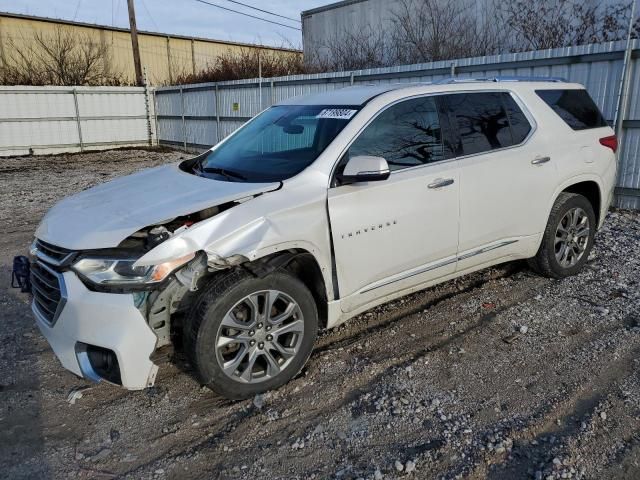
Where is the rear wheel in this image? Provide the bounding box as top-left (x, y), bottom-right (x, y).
top-left (528, 192), bottom-right (596, 279)
top-left (184, 269), bottom-right (318, 400)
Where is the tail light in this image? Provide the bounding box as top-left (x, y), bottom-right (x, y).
top-left (599, 135), bottom-right (618, 153)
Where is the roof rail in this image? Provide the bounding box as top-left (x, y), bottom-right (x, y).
top-left (434, 76), bottom-right (567, 84)
top-left (490, 75), bottom-right (568, 82)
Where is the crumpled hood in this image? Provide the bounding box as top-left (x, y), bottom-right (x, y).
top-left (35, 162), bottom-right (280, 250)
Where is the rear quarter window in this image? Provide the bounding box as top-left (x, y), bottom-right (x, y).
top-left (536, 89), bottom-right (607, 130)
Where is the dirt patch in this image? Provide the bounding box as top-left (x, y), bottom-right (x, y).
top-left (1, 149), bottom-right (639, 479)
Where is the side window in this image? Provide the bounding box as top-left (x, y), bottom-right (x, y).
top-left (502, 93), bottom-right (532, 144)
top-left (446, 92), bottom-right (512, 155)
top-left (347, 96), bottom-right (445, 171)
top-left (536, 89), bottom-right (607, 130)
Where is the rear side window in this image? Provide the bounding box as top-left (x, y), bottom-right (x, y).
top-left (445, 92), bottom-right (515, 155)
top-left (536, 89), bottom-right (607, 130)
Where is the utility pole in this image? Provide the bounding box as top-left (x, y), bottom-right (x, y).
top-left (127, 0), bottom-right (144, 86)
top-left (614, 0), bottom-right (636, 142)
top-left (258, 52), bottom-right (262, 111)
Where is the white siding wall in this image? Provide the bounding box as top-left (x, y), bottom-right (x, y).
top-left (0, 86), bottom-right (152, 157)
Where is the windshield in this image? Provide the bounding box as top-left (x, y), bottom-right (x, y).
top-left (191, 105), bottom-right (359, 182)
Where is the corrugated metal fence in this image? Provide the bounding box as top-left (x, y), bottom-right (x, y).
top-left (0, 85), bottom-right (154, 156)
top-left (156, 40), bottom-right (640, 209)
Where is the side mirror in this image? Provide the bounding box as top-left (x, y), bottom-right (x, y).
top-left (337, 155), bottom-right (390, 184)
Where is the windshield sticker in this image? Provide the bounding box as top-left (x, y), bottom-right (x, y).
top-left (316, 108), bottom-right (358, 120)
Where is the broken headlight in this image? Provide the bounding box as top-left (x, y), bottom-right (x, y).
top-left (73, 253), bottom-right (194, 287)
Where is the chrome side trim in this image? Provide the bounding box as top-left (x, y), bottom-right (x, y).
top-left (75, 344), bottom-right (103, 383)
top-left (360, 257), bottom-right (457, 294)
top-left (457, 239), bottom-right (519, 261)
top-left (359, 239), bottom-right (519, 295)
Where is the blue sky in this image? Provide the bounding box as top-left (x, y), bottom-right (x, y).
top-left (0, 0), bottom-right (334, 48)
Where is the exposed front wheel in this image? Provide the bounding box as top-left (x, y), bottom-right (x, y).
top-left (184, 270), bottom-right (318, 399)
top-left (528, 192), bottom-right (596, 279)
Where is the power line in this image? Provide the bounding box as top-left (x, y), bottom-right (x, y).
top-left (191, 0), bottom-right (301, 31)
top-left (114, 0), bottom-right (121, 27)
top-left (220, 0), bottom-right (300, 23)
top-left (140, 0), bottom-right (160, 31)
top-left (73, 0), bottom-right (83, 21)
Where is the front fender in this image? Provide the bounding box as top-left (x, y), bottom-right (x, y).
top-left (134, 184), bottom-right (335, 300)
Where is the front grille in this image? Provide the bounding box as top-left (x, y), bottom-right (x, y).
top-left (34, 239), bottom-right (76, 266)
top-left (31, 261), bottom-right (66, 325)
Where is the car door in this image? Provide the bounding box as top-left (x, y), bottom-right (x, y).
top-left (442, 91), bottom-right (557, 269)
top-left (327, 95), bottom-right (460, 312)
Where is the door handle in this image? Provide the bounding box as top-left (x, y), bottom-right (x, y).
top-left (531, 156), bottom-right (551, 165)
top-left (428, 178), bottom-right (454, 189)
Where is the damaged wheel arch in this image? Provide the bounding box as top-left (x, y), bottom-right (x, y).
top-left (144, 247), bottom-right (330, 351)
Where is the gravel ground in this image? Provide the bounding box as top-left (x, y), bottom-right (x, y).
top-left (1, 148), bottom-right (639, 480)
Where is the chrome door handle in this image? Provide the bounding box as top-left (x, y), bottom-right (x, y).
top-left (428, 178), bottom-right (454, 189)
top-left (531, 156), bottom-right (551, 165)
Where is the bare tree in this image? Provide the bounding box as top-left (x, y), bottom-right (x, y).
top-left (304, 0), bottom-right (507, 69)
top-left (0, 26), bottom-right (125, 86)
top-left (304, 23), bottom-right (393, 72)
top-left (497, 0), bottom-right (632, 51)
top-left (168, 0), bottom-right (639, 84)
top-left (173, 47), bottom-right (306, 85)
top-left (302, 0), bottom-right (634, 72)
top-left (389, 0), bottom-right (504, 63)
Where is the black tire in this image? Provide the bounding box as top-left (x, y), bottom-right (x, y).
top-left (528, 192), bottom-right (596, 279)
top-left (183, 268), bottom-right (318, 400)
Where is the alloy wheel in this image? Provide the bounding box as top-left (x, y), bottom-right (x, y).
top-left (554, 207), bottom-right (590, 268)
top-left (215, 290), bottom-right (304, 384)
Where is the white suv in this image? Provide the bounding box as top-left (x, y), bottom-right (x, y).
top-left (31, 78), bottom-right (617, 399)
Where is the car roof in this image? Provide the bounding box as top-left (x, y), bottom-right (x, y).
top-left (274, 79), bottom-right (584, 107)
top-left (275, 84), bottom-right (404, 106)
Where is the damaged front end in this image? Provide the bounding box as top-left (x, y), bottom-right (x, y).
top-left (29, 157), bottom-right (288, 389)
top-left (30, 197), bottom-right (261, 389)
top-left (113, 201), bottom-right (249, 349)
top-left (143, 252), bottom-right (208, 348)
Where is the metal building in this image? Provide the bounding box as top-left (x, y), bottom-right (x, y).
top-left (302, 0), bottom-right (403, 61)
top-left (301, 0), bottom-right (495, 62)
top-left (301, 0), bottom-right (622, 63)
top-left (0, 12), bottom-right (300, 85)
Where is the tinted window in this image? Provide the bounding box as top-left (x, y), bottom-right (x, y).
top-left (536, 89), bottom-right (607, 130)
top-left (254, 114), bottom-right (317, 153)
top-left (193, 105), bottom-right (357, 182)
top-left (503, 94), bottom-right (532, 144)
top-left (348, 96), bottom-right (445, 171)
top-left (446, 92), bottom-right (512, 155)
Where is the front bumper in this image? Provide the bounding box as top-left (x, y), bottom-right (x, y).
top-left (33, 270), bottom-right (158, 390)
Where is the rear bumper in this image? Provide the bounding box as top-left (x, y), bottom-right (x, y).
top-left (33, 271), bottom-right (158, 390)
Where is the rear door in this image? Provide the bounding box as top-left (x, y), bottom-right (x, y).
top-left (327, 95), bottom-right (460, 312)
top-left (442, 91), bottom-right (557, 267)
